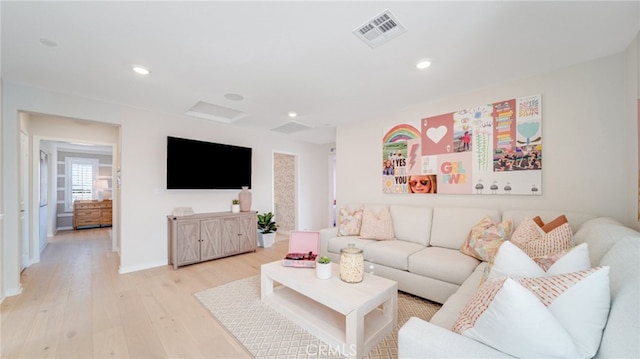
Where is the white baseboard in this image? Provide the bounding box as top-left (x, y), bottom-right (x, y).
top-left (118, 260), bottom-right (168, 274)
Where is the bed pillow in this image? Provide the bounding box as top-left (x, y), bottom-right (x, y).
top-left (359, 206), bottom-right (395, 240)
top-left (460, 216), bottom-right (513, 262)
top-left (454, 266), bottom-right (610, 358)
top-left (337, 207), bottom-right (363, 236)
top-left (511, 216), bottom-right (574, 259)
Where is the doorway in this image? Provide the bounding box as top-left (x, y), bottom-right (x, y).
top-left (20, 113), bottom-right (120, 274)
top-left (273, 152), bottom-right (297, 235)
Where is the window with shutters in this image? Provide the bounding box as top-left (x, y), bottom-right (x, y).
top-left (65, 157), bottom-right (99, 211)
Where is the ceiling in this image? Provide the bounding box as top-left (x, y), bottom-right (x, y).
top-left (2, 1), bottom-right (639, 145)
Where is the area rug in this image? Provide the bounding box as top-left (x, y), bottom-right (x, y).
top-left (195, 275), bottom-right (441, 359)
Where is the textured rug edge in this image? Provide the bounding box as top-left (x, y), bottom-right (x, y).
top-left (193, 283), bottom-right (255, 358)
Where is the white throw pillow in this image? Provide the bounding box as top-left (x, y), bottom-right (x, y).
top-left (454, 266), bottom-right (611, 358)
top-left (453, 278), bottom-right (580, 358)
top-left (522, 267), bottom-right (611, 357)
top-left (487, 241), bottom-right (590, 280)
top-left (546, 243), bottom-right (591, 275)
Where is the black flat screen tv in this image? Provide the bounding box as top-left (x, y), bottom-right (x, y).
top-left (166, 136), bottom-right (252, 190)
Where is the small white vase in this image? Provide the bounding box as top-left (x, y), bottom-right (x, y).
top-left (315, 262), bottom-right (332, 279)
top-left (231, 204), bottom-right (240, 213)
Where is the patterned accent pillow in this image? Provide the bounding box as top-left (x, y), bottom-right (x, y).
top-left (454, 266), bottom-right (610, 358)
top-left (511, 216), bottom-right (574, 259)
top-left (359, 206), bottom-right (395, 241)
top-left (460, 216), bottom-right (513, 262)
top-left (337, 207), bottom-right (363, 236)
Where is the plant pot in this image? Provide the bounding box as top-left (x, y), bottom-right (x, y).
top-left (316, 262), bottom-right (332, 279)
top-left (231, 204), bottom-right (240, 213)
top-left (257, 232), bottom-right (276, 248)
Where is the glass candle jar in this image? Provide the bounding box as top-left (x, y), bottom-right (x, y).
top-left (339, 243), bottom-right (364, 283)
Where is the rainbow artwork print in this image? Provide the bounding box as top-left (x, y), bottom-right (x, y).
top-left (383, 123), bottom-right (421, 144)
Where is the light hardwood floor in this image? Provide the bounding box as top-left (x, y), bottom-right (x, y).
top-left (1, 228), bottom-right (290, 358)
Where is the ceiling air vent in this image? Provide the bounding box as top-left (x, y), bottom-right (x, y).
top-left (271, 121), bottom-right (312, 134)
top-left (353, 9), bottom-right (406, 48)
top-left (184, 101), bottom-right (246, 123)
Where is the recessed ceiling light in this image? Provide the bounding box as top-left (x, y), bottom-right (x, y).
top-left (288, 112), bottom-right (297, 118)
top-left (132, 65), bottom-right (150, 75)
top-left (224, 93), bottom-right (244, 101)
top-left (416, 59), bottom-right (432, 70)
top-left (39, 38), bottom-right (57, 47)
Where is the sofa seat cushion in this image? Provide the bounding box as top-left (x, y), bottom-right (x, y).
top-left (363, 240), bottom-right (425, 271)
top-left (327, 236), bottom-right (376, 254)
top-left (399, 317), bottom-right (515, 358)
top-left (409, 247), bottom-right (480, 285)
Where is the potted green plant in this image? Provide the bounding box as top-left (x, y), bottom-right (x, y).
top-left (257, 212), bottom-right (278, 248)
top-left (231, 199), bottom-right (240, 213)
top-left (316, 256), bottom-right (332, 279)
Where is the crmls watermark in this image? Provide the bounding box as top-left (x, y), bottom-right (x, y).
top-left (305, 343), bottom-right (357, 358)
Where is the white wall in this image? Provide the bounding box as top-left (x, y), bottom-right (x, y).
top-left (2, 82), bottom-right (331, 295)
top-left (337, 50), bottom-right (637, 228)
top-left (626, 32), bottom-right (640, 229)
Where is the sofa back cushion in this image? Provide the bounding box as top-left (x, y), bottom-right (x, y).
top-left (573, 217), bottom-right (639, 265)
top-left (430, 208), bottom-right (501, 250)
top-left (596, 236), bottom-right (640, 358)
top-left (390, 205), bottom-right (433, 246)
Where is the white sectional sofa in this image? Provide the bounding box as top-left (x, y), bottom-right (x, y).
top-left (319, 205), bottom-right (594, 304)
top-left (319, 204), bottom-right (640, 358)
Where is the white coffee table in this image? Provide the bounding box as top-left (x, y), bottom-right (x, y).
top-left (261, 261), bottom-right (398, 358)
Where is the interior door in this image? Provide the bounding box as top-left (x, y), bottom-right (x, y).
top-left (19, 132), bottom-right (30, 271)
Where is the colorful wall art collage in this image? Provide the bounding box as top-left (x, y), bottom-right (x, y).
top-left (382, 94), bottom-right (542, 195)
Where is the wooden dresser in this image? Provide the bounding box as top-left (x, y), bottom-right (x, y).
top-left (73, 200), bottom-right (112, 230)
